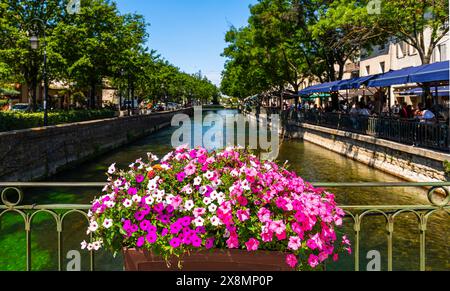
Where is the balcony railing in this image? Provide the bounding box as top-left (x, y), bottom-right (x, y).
top-left (0, 182), bottom-right (449, 271)
top-left (287, 111), bottom-right (450, 152)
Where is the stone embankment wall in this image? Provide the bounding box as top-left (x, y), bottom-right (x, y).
top-left (289, 123), bottom-right (450, 183)
top-left (0, 108), bottom-right (193, 181)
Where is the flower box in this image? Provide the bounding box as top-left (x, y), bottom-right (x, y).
top-left (82, 146), bottom-right (351, 271)
top-left (123, 248), bottom-right (293, 271)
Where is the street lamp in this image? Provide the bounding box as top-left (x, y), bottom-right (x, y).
top-left (29, 18), bottom-right (48, 126)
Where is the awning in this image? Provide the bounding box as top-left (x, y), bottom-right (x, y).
top-left (299, 80), bottom-right (343, 95)
top-left (299, 75), bottom-right (380, 95)
top-left (409, 61), bottom-right (449, 83)
top-left (398, 86), bottom-right (449, 97)
top-left (368, 66), bottom-right (425, 87)
top-left (348, 75), bottom-right (380, 89)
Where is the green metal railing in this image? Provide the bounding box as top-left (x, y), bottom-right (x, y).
top-left (1, 182), bottom-right (449, 271)
top-left (288, 111), bottom-right (450, 152)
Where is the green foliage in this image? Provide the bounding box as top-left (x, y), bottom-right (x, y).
top-left (0, 109), bottom-right (115, 132)
top-left (444, 160), bottom-right (450, 176)
top-left (0, 0), bottom-right (219, 108)
top-left (221, 0), bottom-right (449, 99)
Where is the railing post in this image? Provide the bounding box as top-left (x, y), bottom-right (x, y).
top-left (25, 215), bottom-right (31, 271)
top-left (419, 215), bottom-right (427, 272)
top-left (354, 215), bottom-right (361, 271)
top-left (386, 215), bottom-right (394, 272)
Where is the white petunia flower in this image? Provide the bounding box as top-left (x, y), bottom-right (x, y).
top-left (210, 215), bottom-right (221, 226)
top-left (204, 171), bottom-right (214, 180)
top-left (107, 163), bottom-right (116, 174)
top-left (103, 219), bottom-right (113, 229)
top-left (199, 186), bottom-right (207, 195)
top-left (123, 199), bottom-right (133, 208)
top-left (193, 176), bottom-right (202, 186)
top-left (161, 164), bottom-right (171, 170)
top-left (193, 217), bottom-right (205, 227)
top-left (203, 197), bottom-right (212, 205)
top-left (145, 196), bottom-right (154, 205)
top-left (210, 191), bottom-right (218, 201)
top-left (105, 201), bottom-right (116, 209)
top-left (165, 194), bottom-right (175, 205)
top-left (132, 195), bottom-right (142, 203)
top-left (88, 221), bottom-right (99, 233)
top-left (113, 179), bottom-right (122, 187)
top-left (92, 241), bottom-right (102, 251)
top-left (185, 200), bottom-right (195, 211)
top-left (87, 243), bottom-right (93, 251)
top-left (81, 240), bottom-right (87, 250)
top-left (208, 204), bottom-right (217, 213)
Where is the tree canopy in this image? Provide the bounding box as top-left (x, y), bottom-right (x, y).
top-left (221, 0), bottom-right (449, 101)
top-left (0, 0), bottom-right (219, 108)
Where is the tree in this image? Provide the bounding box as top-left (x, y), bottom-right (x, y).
top-left (0, 0), bottom-right (66, 110)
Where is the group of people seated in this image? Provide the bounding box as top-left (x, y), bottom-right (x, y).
top-left (296, 99), bottom-right (445, 124)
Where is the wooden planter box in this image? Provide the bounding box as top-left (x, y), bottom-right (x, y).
top-left (123, 248), bottom-right (293, 271)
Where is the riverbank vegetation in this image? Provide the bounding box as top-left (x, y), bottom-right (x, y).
top-left (0, 109), bottom-right (116, 132)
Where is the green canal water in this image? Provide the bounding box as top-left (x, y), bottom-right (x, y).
top-left (0, 110), bottom-right (448, 271)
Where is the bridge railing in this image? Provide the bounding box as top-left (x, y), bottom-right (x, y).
top-left (285, 110), bottom-right (450, 152)
top-left (0, 182), bottom-right (449, 271)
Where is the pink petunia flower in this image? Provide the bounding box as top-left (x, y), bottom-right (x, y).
top-left (245, 238), bottom-right (260, 251)
top-left (286, 254), bottom-right (298, 268)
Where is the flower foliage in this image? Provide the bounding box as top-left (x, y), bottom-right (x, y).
top-left (83, 145), bottom-right (351, 270)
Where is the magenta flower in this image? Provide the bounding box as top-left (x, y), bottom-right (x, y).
top-left (127, 187), bottom-right (138, 196)
top-left (169, 237), bottom-right (182, 248)
top-left (179, 216), bottom-right (192, 227)
top-left (205, 238), bottom-right (215, 249)
top-left (257, 208), bottom-right (271, 223)
top-left (237, 209), bottom-right (250, 222)
top-left (245, 238), bottom-right (260, 251)
top-left (191, 235), bottom-right (202, 248)
top-left (176, 172), bottom-right (186, 182)
top-left (136, 174), bottom-right (145, 184)
top-left (134, 211), bottom-right (146, 221)
top-left (226, 236), bottom-right (239, 249)
top-left (170, 223), bottom-right (183, 234)
top-left (308, 254), bottom-right (319, 268)
top-left (286, 254), bottom-right (298, 268)
top-left (140, 220), bottom-right (151, 231)
top-left (161, 228), bottom-right (169, 237)
top-left (146, 233), bottom-right (157, 244)
top-left (136, 236), bottom-right (145, 248)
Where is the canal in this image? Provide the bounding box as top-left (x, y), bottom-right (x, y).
top-left (0, 109), bottom-right (448, 271)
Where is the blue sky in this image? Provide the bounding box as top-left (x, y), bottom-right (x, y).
top-left (115, 0), bottom-right (257, 86)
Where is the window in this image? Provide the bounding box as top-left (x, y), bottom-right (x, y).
top-left (397, 42), bottom-right (406, 58)
top-left (439, 43), bottom-right (448, 61)
top-left (366, 65), bottom-right (370, 75)
top-left (379, 62), bottom-right (385, 73)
